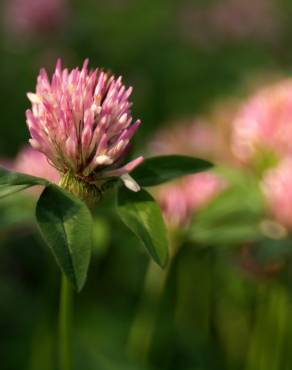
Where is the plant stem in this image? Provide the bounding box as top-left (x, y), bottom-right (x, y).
top-left (127, 231), bottom-right (182, 363)
top-left (127, 260), bottom-right (170, 363)
top-left (59, 274), bottom-right (73, 370)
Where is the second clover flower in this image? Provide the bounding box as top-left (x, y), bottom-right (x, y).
top-left (26, 59), bottom-right (143, 201)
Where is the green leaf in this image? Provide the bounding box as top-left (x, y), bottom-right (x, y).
top-left (190, 221), bottom-right (261, 246)
top-left (117, 187), bottom-right (168, 267)
top-left (0, 166), bottom-right (49, 198)
top-left (0, 194), bottom-right (35, 230)
top-left (131, 155), bottom-right (213, 187)
top-left (189, 169), bottom-right (264, 246)
top-left (36, 184), bottom-right (93, 291)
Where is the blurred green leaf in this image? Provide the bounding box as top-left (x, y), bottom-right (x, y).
top-left (131, 155), bottom-right (213, 187)
top-left (117, 187), bottom-right (168, 267)
top-left (36, 184), bottom-right (92, 292)
top-left (190, 169), bottom-right (264, 245)
top-left (0, 194), bottom-right (34, 230)
top-left (0, 166), bottom-right (49, 198)
top-left (245, 284), bottom-right (291, 370)
top-left (0, 166), bottom-right (49, 186)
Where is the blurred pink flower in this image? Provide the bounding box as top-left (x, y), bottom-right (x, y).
top-left (148, 119), bottom-right (226, 227)
top-left (26, 59), bottom-right (143, 192)
top-left (155, 173), bottom-right (225, 228)
top-left (0, 158), bottom-right (14, 171)
top-left (262, 158), bottom-right (292, 229)
top-left (14, 146), bottom-right (60, 184)
top-left (0, 146), bottom-right (59, 198)
top-left (211, 0), bottom-right (280, 41)
top-left (149, 119), bottom-right (220, 160)
top-left (179, 0), bottom-right (281, 47)
top-left (231, 80), bottom-right (292, 164)
top-left (4, 0), bottom-right (68, 37)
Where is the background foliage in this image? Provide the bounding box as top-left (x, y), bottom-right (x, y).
top-left (1, 0), bottom-right (292, 369)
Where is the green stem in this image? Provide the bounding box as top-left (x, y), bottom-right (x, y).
top-left (127, 231), bottom-right (182, 363)
top-left (127, 260), bottom-right (170, 363)
top-left (59, 274), bottom-right (73, 370)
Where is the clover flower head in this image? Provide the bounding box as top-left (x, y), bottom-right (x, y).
top-left (231, 80), bottom-right (292, 164)
top-left (26, 59), bottom-right (143, 199)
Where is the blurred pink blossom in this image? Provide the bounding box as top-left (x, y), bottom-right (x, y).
top-left (262, 158), bottom-right (292, 229)
top-left (149, 120), bottom-right (225, 227)
top-left (4, 0), bottom-right (68, 37)
top-left (0, 158), bottom-right (14, 171)
top-left (211, 0), bottom-right (280, 41)
top-left (0, 146), bottom-right (59, 198)
top-left (231, 80), bottom-right (292, 164)
top-left (155, 173), bottom-right (225, 228)
top-left (179, 0), bottom-right (281, 47)
top-left (149, 119), bottom-right (220, 160)
top-left (14, 146), bottom-right (60, 184)
top-left (26, 59), bottom-right (143, 192)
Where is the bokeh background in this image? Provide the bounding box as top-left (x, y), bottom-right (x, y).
top-left (2, 0), bottom-right (292, 369)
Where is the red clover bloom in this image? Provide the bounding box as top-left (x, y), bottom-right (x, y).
top-left (231, 80), bottom-right (292, 165)
top-left (26, 59), bottom-right (143, 202)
